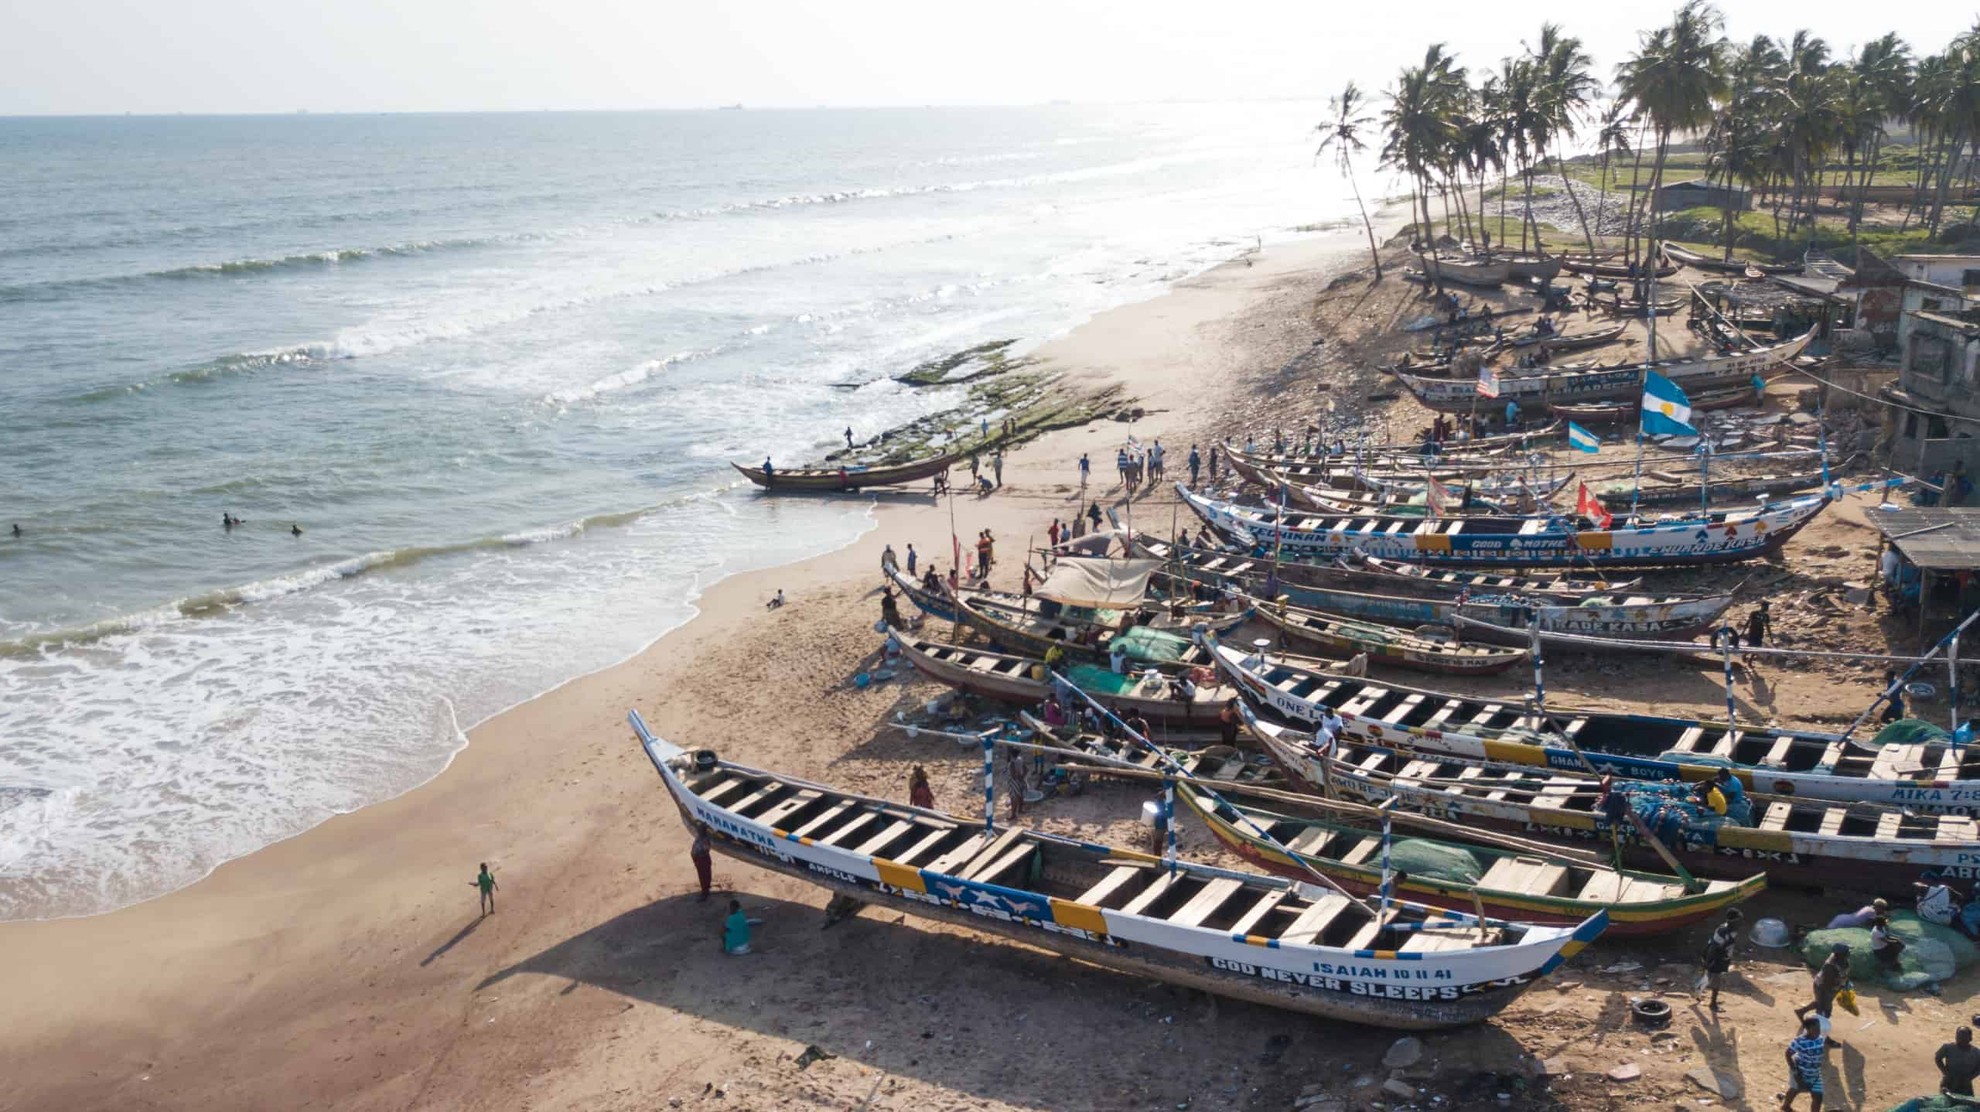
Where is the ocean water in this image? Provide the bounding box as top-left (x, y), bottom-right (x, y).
top-left (0, 103), bottom-right (1346, 920)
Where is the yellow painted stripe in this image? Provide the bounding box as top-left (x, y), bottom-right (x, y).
top-left (1728, 828), bottom-right (1793, 855)
top-left (1576, 532), bottom-right (1614, 551)
top-left (1243, 934), bottom-right (1273, 947)
top-left (872, 858), bottom-right (927, 893)
top-left (1049, 898), bottom-right (1109, 936)
top-left (1414, 534), bottom-right (1453, 553)
top-left (1481, 738), bottom-right (1545, 766)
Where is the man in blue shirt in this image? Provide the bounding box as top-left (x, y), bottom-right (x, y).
top-left (1782, 1015), bottom-right (1827, 1110)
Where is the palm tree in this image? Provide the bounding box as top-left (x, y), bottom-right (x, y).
top-left (1493, 55), bottom-right (1545, 253)
top-left (1317, 82), bottom-right (1383, 279)
top-left (1850, 34), bottom-right (1913, 245)
top-left (1382, 44), bottom-right (1468, 251)
top-left (1458, 83), bottom-right (1507, 249)
top-left (1530, 23), bottom-right (1602, 256)
top-left (1616, 1), bottom-right (1729, 355)
top-left (1590, 99), bottom-right (1635, 246)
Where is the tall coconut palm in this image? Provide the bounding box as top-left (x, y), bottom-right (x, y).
top-left (1530, 23), bottom-right (1602, 256)
top-left (1458, 83), bottom-right (1507, 250)
top-left (1850, 33), bottom-right (1913, 242)
top-left (1493, 55), bottom-right (1546, 253)
top-left (1616, 4), bottom-right (1730, 253)
top-left (1317, 82), bottom-right (1384, 279)
top-left (1590, 99), bottom-right (1635, 245)
top-left (1382, 44), bottom-right (1468, 251)
top-left (1616, 1), bottom-right (1729, 355)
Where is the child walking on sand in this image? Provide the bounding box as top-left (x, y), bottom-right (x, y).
top-left (472, 863), bottom-right (498, 916)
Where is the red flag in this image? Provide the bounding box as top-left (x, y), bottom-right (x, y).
top-left (1576, 483), bottom-right (1613, 530)
top-left (1426, 474), bottom-right (1455, 519)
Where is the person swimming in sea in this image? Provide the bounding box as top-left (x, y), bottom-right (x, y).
top-left (9, 523), bottom-right (19, 537)
top-left (291, 524), bottom-right (303, 536)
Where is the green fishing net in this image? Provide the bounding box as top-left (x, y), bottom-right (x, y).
top-left (1388, 839), bottom-right (1483, 885)
top-left (1802, 912), bottom-right (1980, 992)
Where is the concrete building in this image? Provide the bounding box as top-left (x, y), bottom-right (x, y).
top-left (1884, 297), bottom-right (1980, 477)
top-left (1892, 255), bottom-right (1980, 294)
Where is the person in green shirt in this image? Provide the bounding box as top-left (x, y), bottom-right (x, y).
top-left (723, 898), bottom-right (753, 956)
top-left (472, 863), bottom-right (498, 916)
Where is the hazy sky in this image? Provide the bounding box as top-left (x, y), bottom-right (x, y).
top-left (2, 0), bottom-right (1973, 116)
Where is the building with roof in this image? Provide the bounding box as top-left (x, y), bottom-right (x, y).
top-left (1652, 179), bottom-right (1749, 213)
top-left (1865, 505), bottom-right (1980, 637)
top-left (1892, 255), bottom-right (1980, 295)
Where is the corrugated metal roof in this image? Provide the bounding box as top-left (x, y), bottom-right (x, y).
top-left (1866, 506), bottom-right (1980, 570)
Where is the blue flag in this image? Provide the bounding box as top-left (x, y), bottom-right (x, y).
top-left (1641, 372), bottom-right (1697, 437)
top-left (1567, 422), bottom-right (1601, 453)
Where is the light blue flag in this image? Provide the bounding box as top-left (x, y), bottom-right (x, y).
top-left (1567, 421), bottom-right (1601, 453)
top-left (1640, 371), bottom-right (1696, 437)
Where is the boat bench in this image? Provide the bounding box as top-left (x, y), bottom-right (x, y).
top-left (1078, 863), bottom-right (1147, 908)
top-left (814, 811), bottom-right (880, 848)
top-left (1400, 929), bottom-right (1474, 954)
top-left (790, 801), bottom-right (856, 840)
top-left (854, 818), bottom-right (919, 857)
top-left (755, 789), bottom-right (823, 830)
top-left (890, 826), bottom-right (957, 867)
top-left (1227, 890), bottom-right (1290, 937)
top-left (1337, 839), bottom-right (1381, 866)
top-left (697, 777), bottom-right (752, 806)
top-left (936, 828), bottom-right (1021, 878)
top-left (1277, 893), bottom-right (1353, 946)
top-left (1121, 873), bottom-right (1182, 917)
top-left (1480, 856), bottom-right (1569, 897)
top-left (1169, 877), bottom-right (1245, 928)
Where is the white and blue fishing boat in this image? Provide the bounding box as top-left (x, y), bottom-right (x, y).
top-left (1178, 485), bottom-right (1828, 569)
top-left (630, 710), bottom-right (1606, 1029)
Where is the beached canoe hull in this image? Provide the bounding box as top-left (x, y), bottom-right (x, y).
top-left (1179, 786), bottom-right (1763, 936)
top-left (1213, 641), bottom-right (1980, 812)
top-left (733, 451), bottom-right (961, 491)
top-left (888, 565), bottom-right (958, 622)
top-left (888, 628), bottom-right (1235, 728)
top-left (1250, 602), bottom-right (1526, 676)
top-left (1421, 255), bottom-right (1511, 288)
top-left (1396, 331), bottom-right (1811, 412)
top-left (1241, 715), bottom-right (1980, 893)
top-left (1180, 485), bottom-right (1827, 569)
top-left (631, 712), bottom-right (1605, 1029)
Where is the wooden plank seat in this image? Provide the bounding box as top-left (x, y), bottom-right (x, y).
top-left (696, 777), bottom-right (752, 806)
top-left (1228, 890), bottom-right (1290, 937)
top-left (1078, 864), bottom-right (1147, 907)
top-left (814, 811), bottom-right (880, 848)
top-left (854, 819), bottom-right (918, 857)
top-left (971, 841), bottom-right (1039, 887)
top-left (1169, 877), bottom-right (1245, 928)
top-left (1120, 873), bottom-right (1182, 917)
top-left (1669, 726), bottom-right (1707, 754)
top-left (1401, 928), bottom-right (1474, 954)
top-left (790, 800), bottom-right (855, 840)
top-left (1287, 828), bottom-right (1337, 856)
top-left (755, 789), bottom-right (823, 829)
top-left (1708, 731), bottom-right (1742, 759)
top-left (1337, 839), bottom-right (1381, 866)
top-left (891, 826), bottom-right (956, 867)
top-left (1758, 802), bottom-right (1793, 831)
top-left (1575, 872), bottom-right (1625, 903)
top-left (1479, 856), bottom-right (1569, 897)
top-left (938, 827), bottom-right (1023, 878)
top-left (1760, 735), bottom-right (1796, 768)
top-left (1343, 907), bottom-right (1399, 951)
top-left (1277, 893), bottom-right (1352, 946)
top-left (728, 783), bottom-right (787, 817)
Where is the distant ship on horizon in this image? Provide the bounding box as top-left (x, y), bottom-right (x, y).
top-left (718, 103), bottom-right (743, 111)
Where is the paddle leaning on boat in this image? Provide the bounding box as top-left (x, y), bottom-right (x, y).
top-left (629, 711), bottom-right (1606, 1029)
top-left (1209, 635), bottom-right (1980, 811)
top-left (1178, 484), bottom-right (1829, 569)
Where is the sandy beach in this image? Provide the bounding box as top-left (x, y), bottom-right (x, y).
top-left (2, 227), bottom-right (1964, 1112)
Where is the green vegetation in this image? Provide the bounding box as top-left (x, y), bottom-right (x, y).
top-left (1371, 5), bottom-right (1980, 272)
top-left (892, 339), bottom-right (1030, 387)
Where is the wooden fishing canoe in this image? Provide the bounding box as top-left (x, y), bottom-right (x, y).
top-left (949, 585), bottom-right (1248, 660)
top-left (630, 710), bottom-right (1607, 1028)
top-left (1549, 382), bottom-right (1762, 425)
top-left (1178, 783), bottom-right (1763, 936)
top-left (888, 565), bottom-right (959, 621)
top-left (1179, 485), bottom-right (1828, 569)
top-left (1419, 254), bottom-right (1512, 287)
top-left (1397, 330), bottom-right (1812, 412)
top-left (888, 627), bottom-right (1236, 728)
top-left (733, 450), bottom-right (964, 491)
top-left (1240, 708), bottom-right (1980, 893)
top-left (1663, 242), bottom-right (1803, 276)
top-left (1020, 714), bottom-right (1282, 787)
top-left (1250, 600), bottom-right (1527, 676)
top-left (1211, 638), bottom-right (1980, 811)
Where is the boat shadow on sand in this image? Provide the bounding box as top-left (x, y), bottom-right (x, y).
top-left (478, 893), bottom-right (1578, 1109)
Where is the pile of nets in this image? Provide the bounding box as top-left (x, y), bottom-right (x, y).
top-left (1388, 839), bottom-right (1483, 885)
top-left (1063, 663), bottom-right (1142, 697)
top-left (1801, 910), bottom-right (1980, 992)
top-left (1873, 718), bottom-right (1954, 746)
top-left (1887, 1097), bottom-right (1980, 1111)
top-left (1114, 627), bottom-right (1191, 665)
top-left (1618, 779), bottom-right (1755, 835)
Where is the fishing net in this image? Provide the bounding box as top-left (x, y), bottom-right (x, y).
top-left (1114, 627), bottom-right (1192, 665)
top-left (1388, 839), bottom-right (1483, 885)
top-left (1801, 912), bottom-right (1980, 992)
top-left (1872, 719), bottom-right (1954, 747)
top-left (1064, 664), bottom-right (1141, 697)
top-left (1617, 780), bottom-right (1755, 836)
top-left (1888, 1097), bottom-right (1980, 1112)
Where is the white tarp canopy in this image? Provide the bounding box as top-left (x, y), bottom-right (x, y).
top-left (1050, 527), bottom-right (1132, 557)
top-left (1035, 556), bottom-right (1160, 608)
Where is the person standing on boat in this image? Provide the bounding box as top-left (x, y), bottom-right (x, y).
top-left (690, 822), bottom-right (714, 902)
top-left (908, 766), bottom-right (935, 810)
top-left (1701, 908), bottom-right (1742, 1012)
top-left (1316, 705), bottom-right (1344, 753)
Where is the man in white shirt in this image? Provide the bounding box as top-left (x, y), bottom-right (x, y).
top-left (1315, 705), bottom-right (1345, 754)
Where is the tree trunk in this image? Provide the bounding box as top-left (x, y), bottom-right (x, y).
top-left (1555, 153), bottom-right (1597, 259)
top-left (1343, 155), bottom-right (1383, 280)
top-left (1644, 133), bottom-right (1671, 362)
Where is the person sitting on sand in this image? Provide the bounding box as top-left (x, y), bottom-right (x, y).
top-left (766, 589), bottom-right (785, 610)
top-left (472, 863), bottom-right (498, 917)
top-left (723, 898), bottom-right (755, 955)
